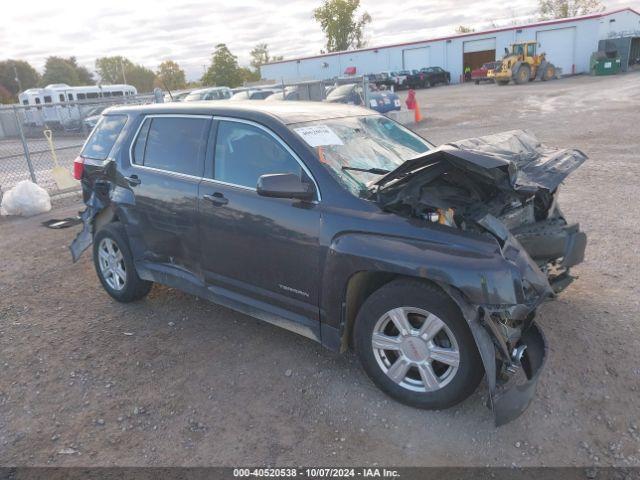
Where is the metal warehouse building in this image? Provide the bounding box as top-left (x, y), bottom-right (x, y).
top-left (260, 8), bottom-right (640, 83)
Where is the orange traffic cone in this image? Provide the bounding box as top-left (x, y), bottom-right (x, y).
top-left (414, 98), bottom-right (423, 122)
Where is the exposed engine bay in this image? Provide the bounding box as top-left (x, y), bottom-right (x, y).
top-left (371, 130), bottom-right (587, 287)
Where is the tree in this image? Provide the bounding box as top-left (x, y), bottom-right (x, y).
top-left (41, 57), bottom-right (95, 87)
top-left (95, 56), bottom-right (133, 84)
top-left (68, 57), bottom-right (94, 85)
top-left (313, 0), bottom-right (371, 52)
top-left (455, 25), bottom-right (475, 33)
top-left (156, 60), bottom-right (186, 90)
top-left (42, 57), bottom-right (79, 86)
top-left (0, 83), bottom-right (13, 104)
top-left (95, 56), bottom-right (156, 92)
top-left (125, 65), bottom-right (156, 93)
top-left (538, 0), bottom-right (604, 19)
top-left (249, 43), bottom-right (283, 70)
top-left (202, 44), bottom-right (244, 87)
top-left (0, 60), bottom-right (40, 98)
top-left (239, 67), bottom-right (260, 84)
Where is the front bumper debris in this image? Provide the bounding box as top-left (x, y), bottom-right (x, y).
top-left (491, 321), bottom-right (547, 426)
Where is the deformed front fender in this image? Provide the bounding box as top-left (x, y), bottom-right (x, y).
top-left (321, 231), bottom-right (527, 332)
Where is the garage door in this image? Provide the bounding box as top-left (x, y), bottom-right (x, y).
top-left (463, 38), bottom-right (497, 71)
top-left (463, 38), bottom-right (496, 53)
top-left (537, 27), bottom-right (576, 75)
top-left (403, 47), bottom-right (430, 70)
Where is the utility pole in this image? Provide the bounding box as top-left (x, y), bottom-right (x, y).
top-left (13, 63), bottom-right (23, 93)
top-left (120, 58), bottom-right (127, 84)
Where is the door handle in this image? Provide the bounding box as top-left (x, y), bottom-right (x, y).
top-left (203, 192), bottom-right (228, 206)
top-left (125, 175), bottom-right (141, 186)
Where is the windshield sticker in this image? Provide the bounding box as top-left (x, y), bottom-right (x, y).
top-left (369, 99), bottom-right (378, 108)
top-left (294, 125), bottom-right (344, 147)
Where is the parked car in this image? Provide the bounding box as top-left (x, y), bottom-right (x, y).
top-left (371, 72), bottom-right (396, 89)
top-left (471, 62), bottom-right (503, 84)
top-left (82, 105), bottom-right (109, 130)
top-left (325, 83), bottom-right (401, 113)
top-left (164, 89), bottom-right (193, 102)
top-left (370, 71), bottom-right (409, 90)
top-left (390, 71), bottom-right (410, 89)
top-left (407, 67), bottom-right (451, 88)
top-left (230, 89), bottom-right (280, 100)
top-left (264, 87), bottom-right (301, 101)
top-left (71, 102), bottom-right (586, 425)
top-left (183, 87), bottom-right (232, 101)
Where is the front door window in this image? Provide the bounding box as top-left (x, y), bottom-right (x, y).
top-left (214, 120), bottom-right (303, 190)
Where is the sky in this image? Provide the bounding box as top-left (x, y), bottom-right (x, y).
top-left (2, 0), bottom-right (636, 81)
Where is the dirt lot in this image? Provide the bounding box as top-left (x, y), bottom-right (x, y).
top-left (1, 72), bottom-right (639, 467)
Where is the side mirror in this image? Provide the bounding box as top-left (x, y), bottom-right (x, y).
top-left (257, 173), bottom-right (315, 201)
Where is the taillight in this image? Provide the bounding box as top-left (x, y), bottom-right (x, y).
top-left (73, 156), bottom-right (85, 180)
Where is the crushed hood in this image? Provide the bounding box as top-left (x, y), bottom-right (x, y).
top-left (374, 130), bottom-right (587, 194)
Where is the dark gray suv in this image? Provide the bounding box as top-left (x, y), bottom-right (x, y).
top-left (71, 101), bottom-right (586, 425)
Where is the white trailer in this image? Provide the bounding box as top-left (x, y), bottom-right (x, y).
top-left (18, 83), bottom-right (137, 127)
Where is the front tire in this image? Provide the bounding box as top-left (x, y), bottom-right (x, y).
top-left (515, 65), bottom-right (531, 85)
top-left (354, 279), bottom-right (484, 410)
top-left (542, 63), bottom-right (555, 81)
top-left (93, 222), bottom-right (152, 302)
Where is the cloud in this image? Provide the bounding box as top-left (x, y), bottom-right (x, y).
top-left (1, 0), bottom-right (631, 81)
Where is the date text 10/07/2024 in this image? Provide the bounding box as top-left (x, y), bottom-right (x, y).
top-left (232, 468), bottom-right (401, 478)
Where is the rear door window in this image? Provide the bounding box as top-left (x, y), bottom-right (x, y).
top-left (133, 116), bottom-right (210, 177)
top-left (81, 114), bottom-right (127, 160)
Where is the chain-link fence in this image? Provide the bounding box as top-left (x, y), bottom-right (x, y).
top-left (0, 95), bottom-right (153, 195)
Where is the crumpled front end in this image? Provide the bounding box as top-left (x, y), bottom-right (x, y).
top-left (375, 130), bottom-right (587, 424)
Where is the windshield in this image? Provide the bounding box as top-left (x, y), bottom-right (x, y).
top-left (185, 89), bottom-right (229, 101)
top-left (230, 91), bottom-right (250, 101)
top-left (85, 105), bottom-right (106, 117)
top-left (326, 84), bottom-right (354, 99)
top-left (185, 91), bottom-right (205, 101)
top-left (290, 115), bottom-right (431, 197)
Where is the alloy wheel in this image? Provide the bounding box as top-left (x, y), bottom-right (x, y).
top-left (98, 238), bottom-right (126, 291)
top-left (372, 307), bottom-right (460, 392)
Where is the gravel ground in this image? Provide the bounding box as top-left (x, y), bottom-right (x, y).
top-left (1, 72), bottom-right (639, 467)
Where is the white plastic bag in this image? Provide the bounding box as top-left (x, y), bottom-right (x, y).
top-left (0, 180), bottom-right (52, 217)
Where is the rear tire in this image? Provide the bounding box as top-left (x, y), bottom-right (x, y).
top-left (93, 222), bottom-right (153, 303)
top-left (353, 279), bottom-right (484, 410)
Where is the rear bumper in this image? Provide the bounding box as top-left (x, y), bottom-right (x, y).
top-left (491, 321), bottom-right (548, 426)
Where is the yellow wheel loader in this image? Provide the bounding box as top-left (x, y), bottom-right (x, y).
top-left (494, 41), bottom-right (556, 86)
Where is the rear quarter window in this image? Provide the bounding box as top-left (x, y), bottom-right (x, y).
top-left (81, 115), bottom-right (127, 160)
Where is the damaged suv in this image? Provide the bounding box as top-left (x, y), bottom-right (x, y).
top-left (71, 102), bottom-right (586, 425)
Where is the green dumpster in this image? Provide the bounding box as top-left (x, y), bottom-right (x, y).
top-left (591, 55), bottom-right (621, 75)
